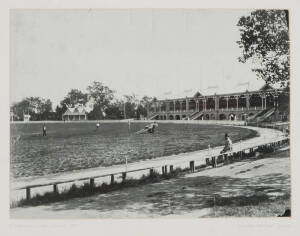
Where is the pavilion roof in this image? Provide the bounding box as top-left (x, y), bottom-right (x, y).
top-left (63, 106), bottom-right (87, 116)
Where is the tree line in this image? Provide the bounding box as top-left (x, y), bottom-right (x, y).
top-left (11, 81), bottom-right (156, 121)
top-left (11, 10), bottom-right (290, 121)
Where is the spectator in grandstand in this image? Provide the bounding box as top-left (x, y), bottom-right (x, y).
top-left (220, 133), bottom-right (232, 153)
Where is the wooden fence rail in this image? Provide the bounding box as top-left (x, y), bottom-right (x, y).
top-left (17, 137), bottom-right (289, 201)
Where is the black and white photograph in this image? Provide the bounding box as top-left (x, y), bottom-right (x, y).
top-left (9, 8), bottom-right (291, 219)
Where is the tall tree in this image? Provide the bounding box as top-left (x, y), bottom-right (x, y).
top-left (137, 96), bottom-right (153, 118)
top-left (123, 94), bottom-right (139, 119)
top-left (11, 97), bottom-right (53, 121)
top-left (87, 81), bottom-right (115, 119)
top-left (237, 10), bottom-right (289, 88)
top-left (58, 89), bottom-right (88, 115)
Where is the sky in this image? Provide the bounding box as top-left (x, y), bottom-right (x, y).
top-left (10, 9), bottom-right (265, 108)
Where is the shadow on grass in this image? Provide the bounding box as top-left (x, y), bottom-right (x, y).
top-left (34, 171), bottom-right (290, 217)
top-left (12, 168), bottom-right (187, 208)
top-left (13, 150), bottom-right (291, 218)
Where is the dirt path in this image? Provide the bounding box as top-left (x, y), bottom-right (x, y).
top-left (11, 148), bottom-right (290, 218)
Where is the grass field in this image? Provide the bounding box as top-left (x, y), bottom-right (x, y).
top-left (10, 122), bottom-right (257, 179)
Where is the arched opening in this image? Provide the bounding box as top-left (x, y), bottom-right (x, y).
top-left (205, 114), bottom-right (210, 120)
top-left (219, 114), bottom-right (226, 120)
top-left (182, 115), bottom-right (186, 119)
top-left (229, 113), bottom-right (236, 121)
top-left (175, 115), bottom-right (180, 120)
top-left (169, 115), bottom-right (174, 120)
top-left (210, 114), bottom-right (215, 120)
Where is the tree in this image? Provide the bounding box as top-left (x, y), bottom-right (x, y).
top-left (237, 10), bottom-right (289, 88)
top-left (61, 89), bottom-right (88, 107)
top-left (137, 96), bottom-right (153, 118)
top-left (39, 99), bottom-right (52, 120)
top-left (123, 94), bottom-right (139, 119)
top-left (11, 97), bottom-right (53, 121)
top-left (105, 101), bottom-right (123, 119)
top-left (58, 89), bottom-right (88, 116)
top-left (87, 81), bottom-right (115, 119)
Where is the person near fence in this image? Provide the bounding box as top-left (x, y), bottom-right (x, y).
top-left (220, 133), bottom-right (232, 153)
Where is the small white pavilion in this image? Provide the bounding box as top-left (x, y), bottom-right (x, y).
top-left (62, 105), bottom-right (87, 121)
top-left (23, 114), bottom-right (31, 122)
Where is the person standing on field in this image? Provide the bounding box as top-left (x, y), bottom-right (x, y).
top-left (42, 124), bottom-right (47, 136)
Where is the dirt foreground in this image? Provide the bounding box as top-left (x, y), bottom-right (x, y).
top-left (11, 147), bottom-right (290, 218)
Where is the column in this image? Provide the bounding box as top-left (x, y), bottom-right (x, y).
top-left (159, 102), bottom-right (162, 113)
top-left (274, 95), bottom-right (278, 109)
top-left (235, 96), bottom-right (239, 109)
top-left (265, 95), bottom-right (267, 109)
top-left (215, 96), bottom-right (219, 111)
top-left (246, 94), bottom-right (250, 110)
top-left (186, 99), bottom-right (189, 112)
top-left (195, 100), bottom-right (199, 111)
top-left (226, 97), bottom-right (229, 110)
top-left (173, 100), bottom-right (176, 112)
top-left (261, 94), bottom-right (265, 110)
top-left (204, 99), bottom-right (207, 111)
top-left (166, 101), bottom-right (170, 112)
top-left (179, 101), bottom-right (183, 112)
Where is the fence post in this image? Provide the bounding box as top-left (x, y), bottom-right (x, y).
top-left (90, 178), bottom-right (95, 190)
top-left (206, 158), bottom-right (210, 166)
top-left (149, 168), bottom-right (154, 177)
top-left (122, 172), bottom-right (126, 182)
top-left (26, 187), bottom-right (31, 200)
top-left (110, 174), bottom-right (114, 185)
top-left (190, 161), bottom-right (195, 172)
top-left (53, 184), bottom-right (58, 194)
